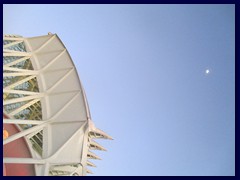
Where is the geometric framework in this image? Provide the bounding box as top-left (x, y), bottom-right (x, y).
top-left (3, 33), bottom-right (112, 176)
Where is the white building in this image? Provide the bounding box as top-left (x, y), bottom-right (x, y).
top-left (3, 33), bottom-right (112, 176)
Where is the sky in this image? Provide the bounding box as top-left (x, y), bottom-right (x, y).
top-left (3, 4), bottom-right (235, 176)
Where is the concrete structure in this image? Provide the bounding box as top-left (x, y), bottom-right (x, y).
top-left (3, 33), bottom-right (112, 176)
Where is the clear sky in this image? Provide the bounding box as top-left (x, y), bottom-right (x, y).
top-left (3, 4), bottom-right (235, 176)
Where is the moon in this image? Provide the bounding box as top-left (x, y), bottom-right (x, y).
top-left (205, 69), bottom-right (210, 75)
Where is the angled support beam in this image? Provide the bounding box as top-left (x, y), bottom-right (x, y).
top-left (3, 94), bottom-right (43, 106)
top-left (41, 49), bottom-right (67, 71)
top-left (3, 40), bottom-right (23, 49)
top-left (4, 75), bottom-right (37, 90)
top-left (3, 157), bottom-right (82, 165)
top-left (3, 66), bottom-right (37, 72)
top-left (49, 92), bottom-right (81, 120)
top-left (3, 158), bottom-right (45, 164)
top-left (35, 35), bottom-right (56, 53)
top-left (51, 119), bottom-right (87, 124)
top-left (42, 67), bottom-right (73, 74)
top-left (3, 89), bottom-right (41, 95)
top-left (4, 56), bottom-right (30, 67)
top-left (3, 72), bottom-right (38, 77)
top-left (3, 51), bottom-right (31, 56)
top-left (9, 98), bottom-right (40, 116)
top-left (46, 68), bottom-right (74, 93)
top-left (3, 119), bottom-right (43, 125)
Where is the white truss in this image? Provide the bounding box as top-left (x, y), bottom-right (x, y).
top-left (3, 34), bottom-right (112, 176)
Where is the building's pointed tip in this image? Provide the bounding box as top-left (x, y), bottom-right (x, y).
top-left (89, 128), bottom-right (113, 140)
top-left (96, 128), bottom-right (113, 140)
top-left (88, 119), bottom-right (113, 140)
top-left (87, 161), bottom-right (97, 167)
top-left (87, 151), bottom-right (102, 160)
top-left (86, 168), bottom-right (93, 174)
top-left (89, 140), bottom-right (107, 151)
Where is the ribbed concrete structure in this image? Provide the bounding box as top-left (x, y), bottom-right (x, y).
top-left (3, 33), bottom-right (112, 176)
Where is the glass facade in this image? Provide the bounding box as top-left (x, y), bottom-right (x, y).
top-left (3, 38), bottom-right (43, 156)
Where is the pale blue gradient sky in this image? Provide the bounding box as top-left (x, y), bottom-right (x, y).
top-left (3, 4), bottom-right (235, 176)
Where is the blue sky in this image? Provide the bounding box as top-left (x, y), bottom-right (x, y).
top-left (3, 4), bottom-right (235, 176)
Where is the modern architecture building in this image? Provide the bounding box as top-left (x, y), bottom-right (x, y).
top-left (3, 33), bottom-right (112, 176)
